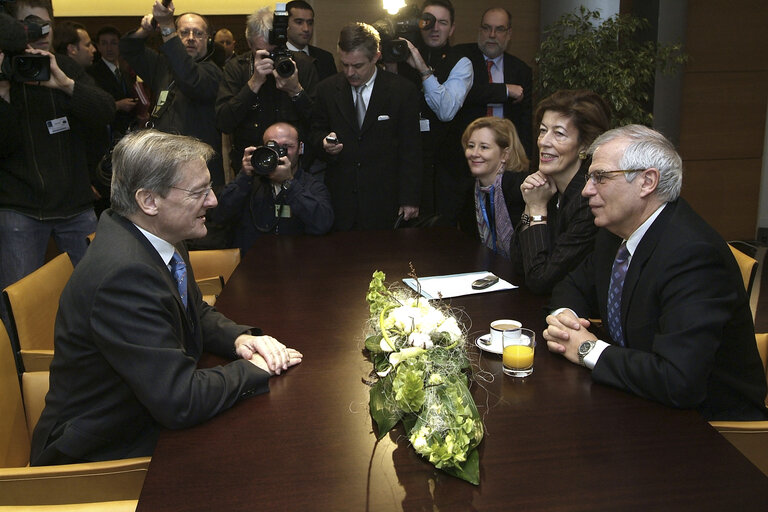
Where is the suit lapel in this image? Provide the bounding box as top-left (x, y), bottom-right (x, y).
top-left (620, 201), bottom-right (677, 322)
top-left (333, 76), bottom-right (358, 133)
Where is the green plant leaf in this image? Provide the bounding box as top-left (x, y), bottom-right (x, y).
top-left (439, 448), bottom-right (480, 485)
top-left (369, 377), bottom-right (402, 439)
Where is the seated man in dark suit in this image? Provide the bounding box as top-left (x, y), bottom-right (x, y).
top-left (312, 22), bottom-right (422, 230)
top-left (30, 130), bottom-right (302, 465)
top-left (211, 122), bottom-right (333, 253)
top-left (544, 125), bottom-right (768, 421)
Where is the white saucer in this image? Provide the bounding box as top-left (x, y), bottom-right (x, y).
top-left (475, 334), bottom-right (502, 355)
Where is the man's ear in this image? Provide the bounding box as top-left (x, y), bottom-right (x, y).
top-left (639, 168), bottom-right (660, 198)
top-left (67, 43), bottom-right (77, 57)
top-left (135, 188), bottom-right (159, 216)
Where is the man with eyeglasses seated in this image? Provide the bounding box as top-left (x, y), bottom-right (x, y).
top-left (544, 125), bottom-right (768, 421)
top-left (455, 7), bottom-right (532, 158)
top-left (30, 130), bottom-right (303, 465)
top-left (120, 0), bottom-right (226, 187)
top-left (210, 122), bottom-right (333, 253)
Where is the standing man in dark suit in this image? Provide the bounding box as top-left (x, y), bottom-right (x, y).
top-left (455, 7), bottom-right (532, 158)
top-left (30, 130), bottom-right (303, 465)
top-left (285, 0), bottom-right (337, 81)
top-left (312, 23), bottom-right (422, 230)
top-left (90, 26), bottom-right (141, 138)
top-left (544, 125), bottom-right (768, 421)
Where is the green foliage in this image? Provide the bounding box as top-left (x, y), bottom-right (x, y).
top-left (366, 271), bottom-right (390, 317)
top-left (536, 6), bottom-right (687, 127)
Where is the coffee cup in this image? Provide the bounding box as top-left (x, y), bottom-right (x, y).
top-left (490, 319), bottom-right (522, 346)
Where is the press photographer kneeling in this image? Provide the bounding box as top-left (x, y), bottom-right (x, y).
top-left (211, 122), bottom-right (333, 253)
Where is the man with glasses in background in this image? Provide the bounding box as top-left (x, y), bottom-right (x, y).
top-left (456, 7), bottom-right (532, 158)
top-left (543, 125), bottom-right (768, 421)
top-left (120, 0), bottom-right (226, 187)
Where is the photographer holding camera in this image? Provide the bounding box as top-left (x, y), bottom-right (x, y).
top-left (0, 0), bottom-right (115, 329)
top-left (120, 0), bottom-right (225, 187)
top-left (211, 122), bottom-right (333, 253)
top-left (390, 0), bottom-right (473, 225)
top-left (216, 6), bottom-right (318, 176)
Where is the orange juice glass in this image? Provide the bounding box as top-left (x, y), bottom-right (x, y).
top-left (502, 328), bottom-right (535, 377)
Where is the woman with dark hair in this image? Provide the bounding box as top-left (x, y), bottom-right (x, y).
top-left (512, 89), bottom-right (611, 294)
top-left (462, 116), bottom-right (529, 259)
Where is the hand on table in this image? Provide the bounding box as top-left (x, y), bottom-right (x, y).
top-left (235, 334), bottom-right (303, 375)
top-left (543, 309), bottom-right (594, 365)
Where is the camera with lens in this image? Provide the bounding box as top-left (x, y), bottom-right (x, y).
top-left (0, 8), bottom-right (52, 82)
top-left (250, 140), bottom-right (288, 175)
top-left (373, 5), bottom-right (435, 63)
top-left (267, 3), bottom-right (295, 78)
top-left (268, 47), bottom-right (295, 78)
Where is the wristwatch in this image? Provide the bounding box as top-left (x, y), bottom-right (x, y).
top-left (160, 26), bottom-right (174, 37)
top-left (420, 67), bottom-right (434, 79)
top-left (578, 340), bottom-right (596, 366)
top-left (520, 214), bottom-right (547, 226)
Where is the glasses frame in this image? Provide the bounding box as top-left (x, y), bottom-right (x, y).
top-left (170, 183), bottom-right (213, 201)
top-left (178, 28), bottom-right (207, 40)
top-left (585, 169), bottom-right (646, 185)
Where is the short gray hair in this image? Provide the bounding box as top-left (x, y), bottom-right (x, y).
top-left (110, 130), bottom-right (214, 216)
top-left (245, 6), bottom-right (272, 44)
top-left (588, 124), bottom-right (682, 202)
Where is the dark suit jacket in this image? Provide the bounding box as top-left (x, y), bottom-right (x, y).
top-left (30, 211), bottom-right (270, 464)
top-left (88, 57), bottom-right (137, 143)
top-left (511, 169), bottom-right (597, 295)
top-left (307, 45), bottom-right (337, 82)
top-left (455, 43), bottom-right (533, 157)
top-left (551, 199), bottom-right (768, 420)
top-left (312, 70), bottom-right (422, 230)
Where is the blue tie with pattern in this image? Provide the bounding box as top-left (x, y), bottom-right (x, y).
top-left (170, 252), bottom-right (188, 309)
top-left (607, 242), bottom-right (630, 346)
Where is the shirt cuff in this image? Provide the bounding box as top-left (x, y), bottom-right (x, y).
top-left (583, 340), bottom-right (609, 370)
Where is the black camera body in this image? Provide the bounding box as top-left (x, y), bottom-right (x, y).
top-left (0, 9), bottom-right (51, 82)
top-left (251, 140), bottom-right (288, 175)
top-left (374, 6), bottom-right (435, 63)
top-left (267, 3), bottom-right (295, 78)
top-left (268, 47), bottom-right (295, 78)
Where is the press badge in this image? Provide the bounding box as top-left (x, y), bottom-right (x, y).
top-left (275, 204), bottom-right (292, 218)
top-left (46, 117), bottom-right (70, 134)
top-left (420, 118), bottom-right (430, 132)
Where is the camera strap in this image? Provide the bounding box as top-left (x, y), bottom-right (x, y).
top-left (147, 80), bottom-right (176, 127)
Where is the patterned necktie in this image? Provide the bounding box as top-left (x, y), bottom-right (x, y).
top-left (607, 242), bottom-right (630, 346)
top-left (485, 60), bottom-right (494, 117)
top-left (355, 84), bottom-right (367, 129)
top-left (170, 252), bottom-right (188, 309)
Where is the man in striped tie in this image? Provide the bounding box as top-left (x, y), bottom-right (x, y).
top-left (543, 125), bottom-right (768, 421)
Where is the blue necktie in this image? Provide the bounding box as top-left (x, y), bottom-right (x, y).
top-left (170, 252), bottom-right (188, 309)
top-left (607, 242), bottom-right (630, 346)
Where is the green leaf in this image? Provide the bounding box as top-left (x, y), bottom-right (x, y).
top-left (369, 378), bottom-right (402, 439)
top-left (439, 448), bottom-right (480, 485)
top-left (365, 334), bottom-right (384, 353)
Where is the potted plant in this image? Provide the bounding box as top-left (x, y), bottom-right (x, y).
top-left (536, 6), bottom-right (687, 126)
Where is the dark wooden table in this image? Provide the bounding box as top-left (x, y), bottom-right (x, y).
top-left (137, 228), bottom-right (768, 511)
